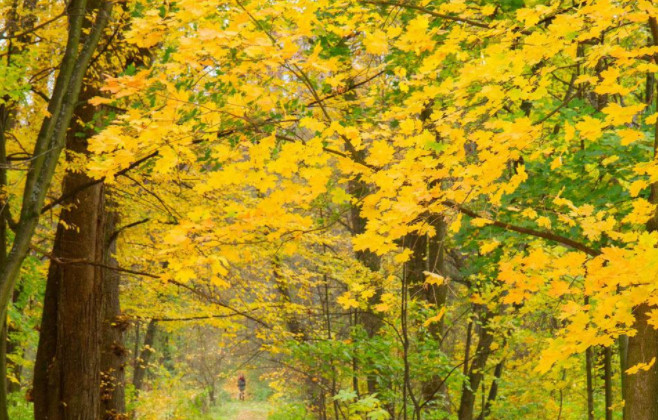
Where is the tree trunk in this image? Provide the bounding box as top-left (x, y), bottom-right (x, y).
top-left (623, 303), bottom-right (658, 420)
top-left (604, 347), bottom-right (612, 420)
top-left (33, 81), bottom-right (108, 419)
top-left (585, 346), bottom-right (595, 420)
top-left (624, 19), bottom-right (658, 420)
top-left (477, 360), bottom-right (504, 420)
top-left (32, 185), bottom-right (105, 418)
top-left (0, 1), bottom-right (38, 416)
top-left (0, 0), bottom-right (112, 410)
top-left (458, 311), bottom-right (494, 420)
top-left (0, 0), bottom-right (112, 334)
top-left (133, 319), bottom-right (157, 392)
top-left (421, 217), bottom-right (449, 409)
top-left (402, 233), bottom-right (426, 418)
top-left (348, 173), bottom-right (382, 396)
top-left (100, 211), bottom-right (127, 418)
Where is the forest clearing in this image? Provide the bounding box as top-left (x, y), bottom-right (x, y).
top-left (1, 0), bottom-right (658, 419)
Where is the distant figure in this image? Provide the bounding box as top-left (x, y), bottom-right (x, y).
top-left (237, 374), bottom-right (246, 400)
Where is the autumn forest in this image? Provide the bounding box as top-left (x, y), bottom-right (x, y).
top-left (1, 0), bottom-right (657, 419)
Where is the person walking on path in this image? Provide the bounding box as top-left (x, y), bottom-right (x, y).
top-left (237, 374), bottom-right (246, 400)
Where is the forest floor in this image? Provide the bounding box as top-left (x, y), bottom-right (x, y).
top-left (212, 400), bottom-right (271, 420)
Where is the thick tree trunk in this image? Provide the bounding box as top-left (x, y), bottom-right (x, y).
top-left (0, 0), bottom-right (112, 411)
top-left (32, 167), bottom-right (105, 419)
top-left (33, 79), bottom-right (117, 419)
top-left (624, 19), bottom-right (658, 420)
top-left (0, 0), bottom-right (112, 335)
top-left (623, 303), bottom-right (658, 420)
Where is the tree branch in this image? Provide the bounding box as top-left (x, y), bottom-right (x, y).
top-left (362, 0), bottom-right (491, 29)
top-left (307, 69), bottom-right (387, 107)
top-left (109, 217), bottom-right (150, 244)
top-left (0, 12), bottom-right (66, 40)
top-left (444, 200), bottom-right (600, 256)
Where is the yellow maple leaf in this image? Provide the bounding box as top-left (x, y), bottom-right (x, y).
top-left (423, 308), bottom-right (446, 327)
top-left (629, 180), bottom-right (648, 198)
top-left (618, 129), bottom-right (644, 146)
top-left (603, 103), bottom-right (645, 126)
top-left (337, 292), bottom-right (360, 309)
top-left (367, 140), bottom-right (395, 166)
top-left (479, 239), bottom-right (500, 255)
top-left (88, 96), bottom-right (112, 106)
top-left (626, 357), bottom-right (656, 375)
top-left (364, 30), bottom-right (389, 55)
top-left (471, 217), bottom-right (493, 227)
top-left (575, 116), bottom-right (605, 142)
top-left (536, 216), bottom-right (552, 228)
top-left (423, 271), bottom-right (445, 285)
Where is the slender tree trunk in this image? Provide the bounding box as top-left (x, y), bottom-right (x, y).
top-left (133, 319), bottom-right (157, 392)
top-left (477, 360), bottom-right (504, 420)
top-left (604, 347), bottom-right (612, 420)
top-left (348, 172), bottom-right (382, 396)
top-left (458, 311), bottom-right (494, 420)
top-left (421, 217), bottom-right (450, 410)
top-left (0, 1), bottom-right (37, 415)
top-left (619, 336), bottom-right (628, 410)
top-left (100, 211), bottom-right (127, 418)
top-left (585, 346), bottom-right (595, 420)
top-left (0, 323), bottom-right (7, 420)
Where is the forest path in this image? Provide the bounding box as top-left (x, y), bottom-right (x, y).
top-left (213, 400), bottom-right (271, 420)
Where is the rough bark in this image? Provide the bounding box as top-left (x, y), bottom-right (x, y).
top-left (622, 17), bottom-right (658, 420)
top-left (0, 2), bottom-right (113, 413)
top-left (33, 80), bottom-right (108, 419)
top-left (623, 303), bottom-right (658, 420)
